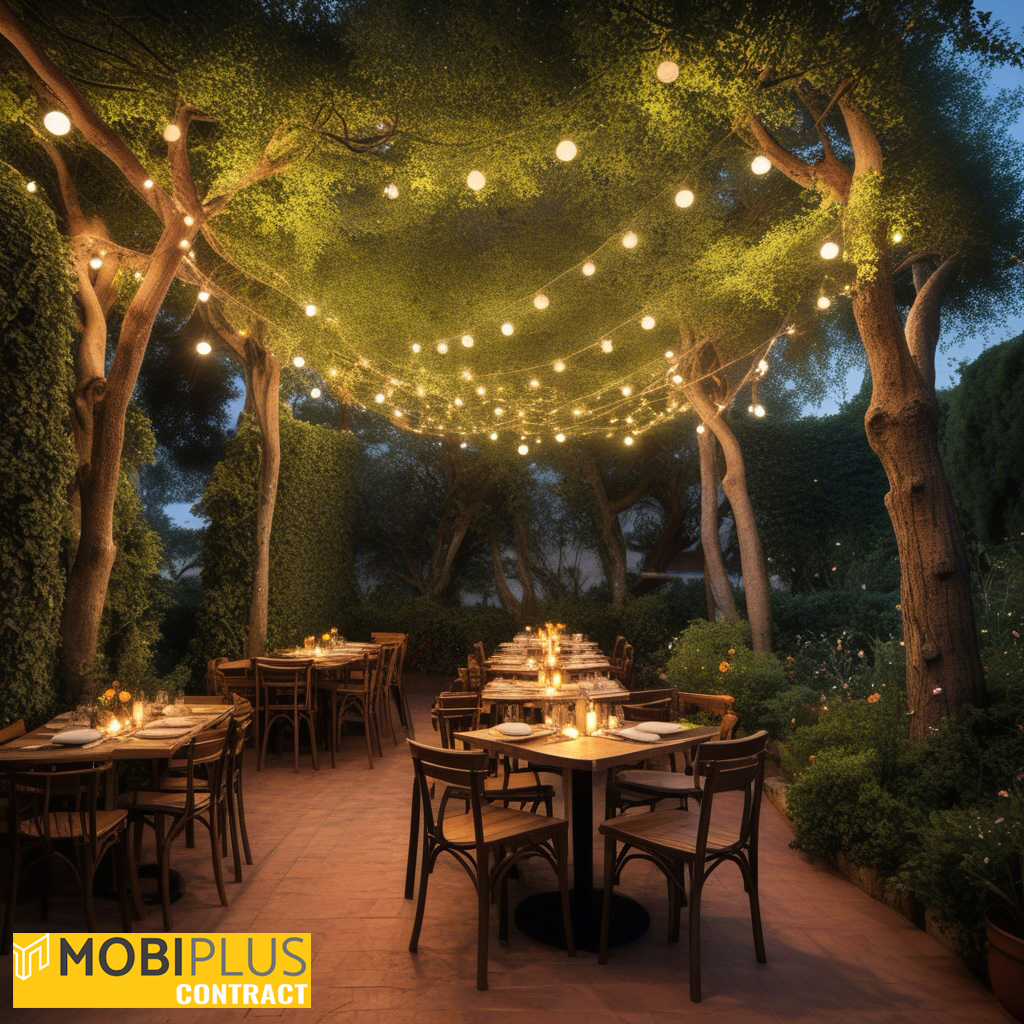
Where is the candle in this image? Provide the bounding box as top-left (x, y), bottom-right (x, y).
top-left (314, 645), bottom-right (322, 656)
top-left (552, 671), bottom-right (562, 688)
top-left (586, 710), bottom-right (597, 735)
top-left (107, 718), bottom-right (121, 736)
top-left (133, 702), bottom-right (145, 728)
top-left (562, 725), bottom-right (579, 739)
top-left (545, 686), bottom-right (555, 697)
top-left (547, 654), bottom-right (556, 668)
top-left (608, 715), bottom-right (619, 730)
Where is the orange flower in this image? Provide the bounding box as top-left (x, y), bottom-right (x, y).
top-left (809, 755), bottom-right (816, 762)
top-left (103, 688), bottom-right (116, 700)
top-left (867, 693), bottom-right (881, 704)
top-left (119, 691), bottom-right (132, 703)
top-left (727, 648), bottom-right (736, 656)
top-left (719, 661), bottom-right (730, 673)
top-left (321, 632), bottom-right (330, 643)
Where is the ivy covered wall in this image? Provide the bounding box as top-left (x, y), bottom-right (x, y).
top-left (193, 409), bottom-right (357, 666)
top-left (0, 164), bottom-right (76, 725)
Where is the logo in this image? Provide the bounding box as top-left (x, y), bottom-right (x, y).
top-left (12, 933), bottom-right (312, 1009)
top-left (13, 933), bottom-right (50, 981)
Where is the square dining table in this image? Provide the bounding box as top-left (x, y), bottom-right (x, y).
top-left (454, 724), bottom-right (719, 952)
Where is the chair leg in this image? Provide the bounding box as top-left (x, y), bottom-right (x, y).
top-left (747, 853), bottom-right (766, 963)
top-left (236, 776), bottom-right (253, 866)
top-left (557, 832), bottom-right (576, 957)
top-left (363, 701), bottom-right (374, 769)
top-left (80, 847), bottom-right (97, 932)
top-left (2, 839), bottom-right (22, 954)
top-left (227, 788), bottom-right (243, 883)
top-left (307, 712), bottom-right (320, 771)
top-left (39, 851), bottom-right (53, 920)
top-left (208, 813), bottom-right (229, 908)
top-left (476, 846), bottom-right (490, 991)
top-left (404, 781), bottom-right (420, 900)
top-left (408, 836), bottom-right (431, 953)
top-left (125, 825), bottom-right (146, 920)
top-left (498, 868), bottom-right (509, 942)
top-left (258, 715), bottom-right (270, 772)
top-left (688, 871), bottom-right (703, 1002)
top-left (115, 839), bottom-right (132, 931)
top-left (292, 709), bottom-right (300, 773)
top-left (598, 835), bottom-right (615, 964)
top-left (159, 838), bottom-right (174, 931)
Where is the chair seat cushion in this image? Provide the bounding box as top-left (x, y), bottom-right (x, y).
top-left (119, 790), bottom-right (211, 815)
top-left (616, 769), bottom-right (700, 795)
top-left (599, 806), bottom-right (739, 856)
top-left (19, 809), bottom-right (127, 841)
top-left (442, 803), bottom-right (565, 847)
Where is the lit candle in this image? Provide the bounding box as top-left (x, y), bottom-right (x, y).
top-left (608, 715), bottom-right (619, 730)
top-left (547, 654), bottom-right (556, 668)
top-left (107, 718), bottom-right (121, 737)
top-left (133, 702), bottom-right (145, 728)
top-left (314, 646), bottom-right (322, 656)
top-left (545, 686), bottom-right (556, 697)
top-left (552, 671), bottom-right (562, 688)
top-left (586, 710), bottom-right (597, 735)
top-left (562, 725), bottom-right (579, 739)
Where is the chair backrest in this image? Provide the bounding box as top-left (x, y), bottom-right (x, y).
top-left (407, 740), bottom-right (489, 846)
top-left (611, 635), bottom-right (626, 664)
top-left (623, 688), bottom-right (674, 706)
top-left (434, 693), bottom-right (481, 749)
top-left (677, 691), bottom-right (737, 739)
top-left (472, 641), bottom-right (487, 670)
top-left (620, 644), bottom-right (635, 687)
top-left (372, 633), bottom-right (408, 684)
top-left (255, 658), bottom-right (314, 711)
top-left (7, 761), bottom-right (114, 856)
top-left (207, 657), bottom-right (227, 695)
top-left (176, 722), bottom-right (234, 812)
top-left (692, 730), bottom-right (768, 858)
top-left (0, 720), bottom-right (26, 745)
top-left (622, 699), bottom-right (672, 723)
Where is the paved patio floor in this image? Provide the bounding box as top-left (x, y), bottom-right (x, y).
top-left (1, 681), bottom-right (1012, 1023)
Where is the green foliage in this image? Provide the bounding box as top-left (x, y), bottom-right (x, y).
top-left (0, 163), bottom-right (75, 726)
top-left (193, 410), bottom-right (357, 668)
top-left (771, 591), bottom-right (902, 653)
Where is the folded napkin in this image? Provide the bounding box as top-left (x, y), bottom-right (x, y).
top-left (633, 721), bottom-right (685, 735)
top-left (495, 722), bottom-right (532, 737)
top-left (615, 726), bottom-right (662, 743)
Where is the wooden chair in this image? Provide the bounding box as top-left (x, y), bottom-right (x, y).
top-left (407, 740), bottom-right (575, 991)
top-left (622, 688), bottom-right (675, 706)
top-left (610, 635), bottom-right (626, 671)
top-left (678, 692), bottom-right (738, 740)
top-left (372, 632), bottom-right (414, 739)
top-left (618, 643), bottom-right (635, 688)
top-left (332, 652), bottom-right (386, 768)
top-left (121, 724), bottom-right (234, 930)
top-left (598, 731), bottom-right (769, 1002)
top-left (0, 721), bottom-right (26, 745)
top-left (374, 640), bottom-right (404, 746)
top-left (255, 658), bottom-right (318, 772)
top-left (3, 761), bottom-right (140, 951)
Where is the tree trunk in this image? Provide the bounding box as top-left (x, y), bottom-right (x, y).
top-left (580, 453), bottom-right (630, 605)
top-left (512, 506), bottom-right (537, 617)
top-left (245, 342), bottom-right (281, 657)
top-left (853, 276), bottom-right (985, 740)
top-left (60, 224), bottom-right (188, 695)
top-left (490, 534), bottom-right (522, 617)
top-left (698, 429), bottom-right (738, 620)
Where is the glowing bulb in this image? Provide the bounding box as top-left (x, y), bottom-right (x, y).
top-left (751, 155), bottom-right (772, 175)
top-left (461, 334), bottom-right (474, 348)
top-left (696, 423), bottom-right (706, 434)
top-left (534, 293), bottom-right (550, 310)
top-left (330, 368), bottom-right (338, 377)
top-left (601, 339), bottom-right (613, 353)
top-left (437, 341), bottom-right (449, 354)
top-left (518, 444), bottom-right (529, 456)
top-left (892, 231), bottom-right (903, 243)
top-left (624, 435), bottom-right (634, 446)
top-left (529, 378), bottom-right (540, 388)
top-left (656, 60), bottom-right (679, 83)
top-left (753, 404), bottom-right (766, 418)
top-left (467, 170), bottom-right (486, 191)
top-left (476, 386), bottom-right (486, 396)
top-left (89, 256), bottom-right (103, 270)
top-left (641, 315), bottom-right (655, 330)
top-left (820, 241), bottom-right (840, 260)
top-left (555, 139), bottom-right (577, 161)
top-left (179, 239), bottom-right (190, 248)
top-left (416, 385), bottom-right (425, 396)
top-left (665, 350), bottom-right (674, 359)
top-left (26, 181), bottom-right (37, 193)
top-left (501, 322), bottom-right (514, 336)
top-left (622, 231), bottom-right (638, 249)
top-left (582, 261), bottom-right (596, 276)
top-left (143, 179), bottom-right (154, 189)
top-left (411, 342), bottom-right (421, 353)
top-left (133, 271), bottom-right (142, 281)
top-left (757, 358), bottom-right (769, 374)
top-left (553, 360), bottom-right (566, 373)
top-left (292, 356), bottom-right (305, 368)
top-left (163, 123), bottom-right (181, 142)
top-left (43, 110), bottom-right (71, 136)
top-left (198, 290), bottom-right (210, 302)
top-left (310, 388), bottom-right (322, 399)
top-left (305, 304), bottom-right (317, 317)
top-left (196, 341), bottom-right (212, 356)
top-left (494, 407), bottom-right (504, 416)
top-left (621, 385), bottom-right (632, 397)
top-left (383, 183), bottom-right (399, 200)
top-left (572, 409), bottom-right (582, 416)
top-left (375, 393), bottom-right (385, 404)
top-left (184, 215), bottom-right (195, 227)
top-left (555, 433), bottom-right (565, 442)
top-left (490, 432), bottom-right (498, 441)
top-left (817, 295), bottom-right (832, 310)
top-left (454, 397), bottom-right (463, 407)
top-left (675, 188), bottom-right (695, 208)
top-left (672, 374), bottom-right (683, 384)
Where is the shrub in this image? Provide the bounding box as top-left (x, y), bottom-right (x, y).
top-left (771, 590), bottom-right (901, 654)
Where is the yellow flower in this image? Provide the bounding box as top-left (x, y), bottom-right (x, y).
top-left (867, 693), bottom-right (881, 704)
top-left (119, 691), bottom-right (132, 703)
top-left (809, 755), bottom-right (816, 762)
top-left (719, 661), bottom-right (730, 673)
top-left (103, 688), bottom-right (116, 700)
top-left (728, 648), bottom-right (735, 656)
top-left (321, 632), bottom-right (330, 642)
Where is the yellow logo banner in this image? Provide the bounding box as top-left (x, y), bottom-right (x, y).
top-left (13, 932), bottom-right (312, 1009)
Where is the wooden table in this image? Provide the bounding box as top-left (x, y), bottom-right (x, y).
top-left (455, 725), bottom-right (719, 952)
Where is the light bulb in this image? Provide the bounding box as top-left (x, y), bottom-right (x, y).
top-left (394, 410), bottom-right (403, 417)
top-left (454, 397), bottom-right (463, 407)
top-left (310, 388), bottom-right (322, 399)
top-left (179, 239), bottom-right (190, 248)
top-left (476, 386), bottom-right (486, 396)
top-left (330, 368), bottom-right (339, 377)
top-left (672, 374), bottom-right (683, 384)
top-left (820, 241), bottom-right (840, 260)
top-left (43, 110), bottom-right (71, 136)
top-left (555, 139), bottom-right (577, 161)
top-left (490, 432), bottom-right (498, 441)
top-left (89, 256), bottom-right (103, 270)
top-left (467, 170), bottom-right (486, 191)
top-left (675, 188), bottom-right (695, 208)
top-left (534, 293), bottom-right (550, 310)
top-left (555, 433), bottom-right (565, 442)
top-left (641, 315), bottom-right (655, 330)
top-left (529, 378), bottom-right (540, 388)
top-left (751, 155), bottom-right (772, 175)
top-left (601, 339), bottom-right (613, 353)
top-left (437, 341), bottom-right (449, 354)
top-left (292, 356), bottom-right (305, 368)
top-left (518, 444), bottom-right (529, 456)
top-left (817, 295), bottom-right (832, 310)
top-left (383, 183), bottom-right (399, 199)
top-left (553, 360), bottom-right (566, 373)
top-left (26, 181), bottom-right (37, 193)
top-left (461, 369), bottom-right (473, 381)
top-left (621, 385), bottom-right (632, 397)
top-left (757, 358), bottom-right (769, 374)
top-left (494, 407), bottom-right (504, 416)
top-left (656, 60), bottom-right (679, 83)
top-left (622, 231), bottom-right (638, 249)
top-left (665, 350), bottom-right (675, 359)
top-left (411, 342), bottom-right (421, 353)
top-left (416, 385), bottom-right (425, 396)
top-left (754, 404), bottom-right (766, 418)
top-left (198, 290), bottom-right (210, 302)
top-left (143, 179), bottom-right (154, 189)
top-left (696, 423), bottom-right (706, 434)
top-left (459, 441), bottom-right (467, 449)
top-left (501, 322), bottom-right (514, 336)
top-left (581, 260), bottom-right (596, 277)
top-left (163, 123), bottom-right (181, 142)
top-left (375, 393), bottom-right (385, 403)
top-left (196, 341), bottom-right (212, 356)
top-left (624, 435), bottom-right (635, 447)
top-left (460, 334), bottom-right (474, 348)
top-left (133, 271), bottom-right (142, 281)
top-left (305, 304), bottom-right (317, 317)
top-left (184, 215), bottom-right (194, 227)
top-left (573, 408), bottom-right (582, 416)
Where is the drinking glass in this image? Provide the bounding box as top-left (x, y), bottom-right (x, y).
top-left (155, 690), bottom-right (169, 708)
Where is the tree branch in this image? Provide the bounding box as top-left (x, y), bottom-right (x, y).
top-left (905, 255), bottom-right (961, 390)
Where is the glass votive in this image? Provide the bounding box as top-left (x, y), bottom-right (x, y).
top-left (608, 714), bottom-right (620, 731)
top-left (562, 725), bottom-right (579, 739)
top-left (132, 701), bottom-right (145, 728)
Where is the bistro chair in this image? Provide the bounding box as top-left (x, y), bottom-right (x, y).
top-left (610, 635), bottom-right (627, 672)
top-left (618, 643), bottom-right (635, 688)
top-left (0, 720), bottom-right (26, 746)
top-left (407, 740), bottom-right (575, 991)
top-left (120, 724), bottom-right (234, 930)
top-left (332, 651), bottom-right (388, 768)
top-left (255, 657), bottom-right (318, 772)
top-left (3, 761), bottom-right (140, 951)
top-left (597, 730), bottom-right (769, 1002)
top-left (374, 640), bottom-right (405, 746)
top-left (371, 632), bottom-right (414, 739)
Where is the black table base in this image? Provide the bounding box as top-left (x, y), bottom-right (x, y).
top-left (515, 888), bottom-right (650, 954)
top-left (135, 864), bottom-right (186, 906)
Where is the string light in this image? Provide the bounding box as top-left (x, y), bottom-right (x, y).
top-left (582, 261), bottom-right (596, 276)
top-left (43, 111), bottom-right (71, 135)
top-left (751, 155), bottom-right (772, 175)
top-left (198, 290), bottom-right (210, 302)
top-left (196, 341), bottom-right (212, 356)
top-left (601, 339), bottom-right (613, 353)
top-left (490, 432), bottom-right (498, 440)
top-left (26, 181), bottom-right (37, 192)
top-left (555, 433), bottom-right (565, 442)
top-left (656, 60), bottom-right (679, 83)
top-left (671, 374), bottom-right (683, 384)
top-left (143, 179), bottom-right (154, 189)
top-left (501, 322), bottom-right (514, 336)
top-left (437, 341), bottom-right (449, 354)
top-left (133, 271), bottom-right (143, 281)
top-left (621, 385), bottom-right (632, 396)
top-left (664, 350), bottom-right (674, 359)
top-left (820, 241), bottom-right (840, 260)
top-left (89, 256), bottom-right (103, 270)
top-left (534, 293), bottom-right (550, 310)
top-left (624, 435), bottom-right (634, 446)
top-left (411, 343), bottom-right (421, 353)
top-left (757, 358), bottom-right (769, 374)
top-left (293, 356), bottom-right (305, 368)
top-left (467, 170), bottom-right (486, 191)
top-left (475, 386), bottom-right (486, 396)
top-left (674, 188), bottom-right (695, 208)
top-left (553, 360), bottom-right (566, 372)
top-left (494, 407), bottom-right (504, 416)
top-left (461, 369), bottom-right (473, 381)
top-left (641, 315), bottom-right (655, 330)
top-left (330, 368), bottom-right (339, 377)
top-left (461, 334), bottom-right (475, 348)
top-left (310, 387), bottom-right (322, 398)
top-left (696, 423), bottom-right (706, 434)
top-left (375, 393), bottom-right (385, 403)
top-left (518, 443), bottom-right (529, 455)
top-left (454, 397), bottom-right (464, 406)
top-left (383, 183), bottom-right (399, 200)
top-left (529, 378), bottom-right (540, 388)
top-left (178, 239), bottom-right (190, 249)
top-left (753, 404), bottom-right (766, 418)
top-left (817, 295), bottom-right (832, 310)
top-left (163, 123), bottom-right (181, 142)
top-left (305, 304), bottom-right (317, 317)
top-left (622, 231), bottom-right (638, 249)
top-left (555, 139), bottom-right (578, 161)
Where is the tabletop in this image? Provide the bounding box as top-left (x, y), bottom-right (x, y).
top-left (0, 705), bottom-right (234, 764)
top-left (454, 725), bottom-right (720, 773)
top-left (220, 644), bottom-right (380, 674)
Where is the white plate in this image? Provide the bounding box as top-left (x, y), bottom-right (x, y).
top-left (487, 727), bottom-right (555, 742)
top-left (633, 721), bottom-right (686, 736)
top-left (494, 722), bottom-right (532, 737)
top-left (51, 728), bottom-right (103, 746)
top-left (134, 726), bottom-right (192, 739)
top-left (158, 717), bottom-right (195, 728)
top-left (611, 727), bottom-right (671, 744)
